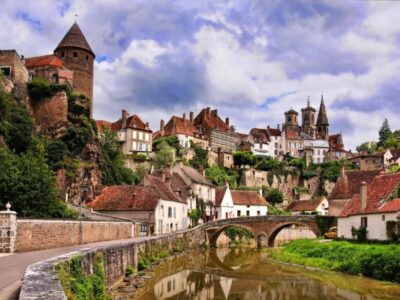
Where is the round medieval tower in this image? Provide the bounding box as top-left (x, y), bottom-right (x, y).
top-left (54, 22), bottom-right (95, 116)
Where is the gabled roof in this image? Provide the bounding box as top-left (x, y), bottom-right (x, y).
top-left (329, 169), bottom-right (381, 200)
top-left (172, 164), bottom-right (214, 187)
top-left (231, 190), bottom-right (267, 206)
top-left (249, 128), bottom-right (270, 144)
top-left (25, 54), bottom-right (64, 68)
top-left (267, 128), bottom-right (281, 137)
top-left (163, 115), bottom-right (201, 137)
top-left (340, 172), bottom-right (400, 216)
top-left (141, 174), bottom-right (185, 204)
top-left (286, 198), bottom-right (325, 212)
top-left (389, 149), bottom-right (400, 162)
top-left (215, 186), bottom-right (228, 207)
top-left (55, 22), bottom-right (94, 56)
top-left (111, 114), bottom-right (151, 132)
top-left (194, 108), bottom-right (230, 133)
top-left (95, 120), bottom-right (112, 131)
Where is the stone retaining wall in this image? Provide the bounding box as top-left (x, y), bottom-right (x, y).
top-left (15, 219), bottom-right (134, 252)
top-left (19, 228), bottom-right (205, 299)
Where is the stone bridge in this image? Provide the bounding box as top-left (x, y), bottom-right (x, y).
top-left (200, 215), bottom-right (320, 248)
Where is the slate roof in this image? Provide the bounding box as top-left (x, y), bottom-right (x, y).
top-left (25, 54), bottom-right (64, 68)
top-left (55, 22), bottom-right (94, 56)
top-left (389, 149), bottom-right (400, 163)
top-left (286, 198), bottom-right (324, 212)
top-left (340, 172), bottom-right (400, 216)
top-left (329, 169), bottom-right (382, 200)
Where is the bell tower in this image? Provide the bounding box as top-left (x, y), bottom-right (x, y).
top-left (54, 22), bottom-right (95, 116)
top-left (301, 97), bottom-right (316, 138)
top-left (284, 108), bottom-right (299, 131)
top-left (316, 95), bottom-right (329, 140)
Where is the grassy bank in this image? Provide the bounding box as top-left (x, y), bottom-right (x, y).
top-left (270, 239), bottom-right (400, 283)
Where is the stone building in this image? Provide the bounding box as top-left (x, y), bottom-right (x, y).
top-left (193, 107), bottom-right (236, 153)
top-left (97, 109), bottom-right (153, 156)
top-left (154, 112), bottom-right (208, 150)
top-left (348, 152), bottom-right (384, 171)
top-left (326, 134), bottom-right (351, 161)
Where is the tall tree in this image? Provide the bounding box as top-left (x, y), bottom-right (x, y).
top-left (378, 118), bottom-right (391, 147)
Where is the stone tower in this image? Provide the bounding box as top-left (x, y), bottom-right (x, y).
top-left (301, 98), bottom-right (316, 138)
top-left (54, 22), bottom-right (95, 116)
top-left (316, 95), bottom-right (329, 140)
top-left (284, 108), bottom-right (299, 131)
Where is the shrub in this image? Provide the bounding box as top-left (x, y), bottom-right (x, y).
top-left (351, 226), bottom-right (368, 242)
top-left (125, 266), bottom-right (135, 277)
top-left (46, 140), bottom-right (70, 170)
top-left (262, 186), bottom-right (284, 204)
top-left (386, 221), bottom-right (400, 241)
top-left (189, 145), bottom-right (209, 170)
top-left (132, 154), bottom-right (147, 162)
top-left (138, 257), bottom-right (150, 271)
top-left (27, 78), bottom-right (68, 102)
top-left (316, 216), bottom-right (337, 235)
top-left (233, 151), bottom-right (256, 167)
top-left (205, 165), bottom-right (238, 187)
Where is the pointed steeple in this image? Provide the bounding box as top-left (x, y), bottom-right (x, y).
top-left (316, 95), bottom-right (329, 125)
top-left (54, 22), bottom-right (94, 56)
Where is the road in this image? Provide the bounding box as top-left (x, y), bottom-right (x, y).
top-left (0, 237), bottom-right (146, 300)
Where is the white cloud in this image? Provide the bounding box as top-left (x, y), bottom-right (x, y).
top-left (121, 39), bottom-right (171, 67)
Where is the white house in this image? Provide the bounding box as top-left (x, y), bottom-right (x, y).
top-left (215, 184), bottom-right (268, 220)
top-left (337, 172), bottom-right (400, 240)
top-left (383, 148), bottom-right (400, 169)
top-left (303, 139), bottom-right (329, 164)
top-left (286, 197), bottom-right (329, 215)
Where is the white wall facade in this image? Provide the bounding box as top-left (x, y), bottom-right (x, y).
top-left (233, 204), bottom-right (268, 217)
top-left (155, 199), bottom-right (188, 235)
top-left (215, 188), bottom-right (234, 220)
top-left (269, 135), bottom-right (283, 158)
top-left (337, 212), bottom-right (398, 240)
top-left (251, 142), bottom-right (271, 157)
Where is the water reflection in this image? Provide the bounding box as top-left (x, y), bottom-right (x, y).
top-left (126, 248), bottom-right (400, 300)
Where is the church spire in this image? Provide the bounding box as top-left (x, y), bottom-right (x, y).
top-left (316, 95), bottom-right (329, 125)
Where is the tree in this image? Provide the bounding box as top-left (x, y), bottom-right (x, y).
top-left (262, 186), bottom-right (284, 204)
top-left (383, 133), bottom-right (400, 149)
top-left (356, 141), bottom-right (378, 154)
top-left (153, 136), bottom-right (182, 157)
top-left (189, 146), bottom-right (209, 170)
top-left (233, 151), bottom-right (256, 167)
top-left (205, 166), bottom-right (238, 187)
top-left (378, 118), bottom-right (391, 147)
top-left (153, 140), bottom-right (176, 169)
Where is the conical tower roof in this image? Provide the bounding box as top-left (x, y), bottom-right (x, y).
top-left (316, 95), bottom-right (329, 125)
top-left (54, 22), bottom-right (94, 56)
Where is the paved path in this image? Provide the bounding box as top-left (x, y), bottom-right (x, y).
top-left (0, 237), bottom-right (146, 300)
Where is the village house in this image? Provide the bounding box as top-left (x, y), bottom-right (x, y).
top-left (383, 148), bottom-right (400, 169)
top-left (326, 134), bottom-right (351, 161)
top-left (170, 163), bottom-right (216, 223)
top-left (154, 112), bottom-right (209, 150)
top-left (97, 109), bottom-right (153, 156)
top-left (282, 129), bottom-right (304, 158)
top-left (267, 126), bottom-right (284, 158)
top-left (303, 139), bottom-right (329, 164)
top-left (286, 197), bottom-right (329, 215)
top-left (89, 174), bottom-right (188, 236)
top-left (328, 168), bottom-right (382, 216)
top-left (348, 152), bottom-right (384, 171)
top-left (214, 184), bottom-right (268, 220)
top-left (337, 172), bottom-right (400, 240)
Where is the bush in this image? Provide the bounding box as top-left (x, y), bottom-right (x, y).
top-left (205, 165), bottom-right (238, 187)
top-left (351, 226), bottom-right (368, 242)
top-left (225, 226), bottom-right (254, 241)
top-left (315, 216), bottom-right (336, 235)
top-left (262, 186), bottom-right (284, 204)
top-left (27, 78), bottom-right (68, 102)
top-left (125, 266), bottom-right (135, 277)
top-left (46, 140), bottom-right (70, 170)
top-left (233, 151), bottom-right (256, 167)
top-left (132, 154), bottom-right (147, 162)
top-left (189, 146), bottom-right (209, 170)
top-left (138, 257), bottom-right (150, 271)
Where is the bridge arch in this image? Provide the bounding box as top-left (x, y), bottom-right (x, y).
top-left (267, 222), bottom-right (319, 247)
top-left (207, 224), bottom-right (256, 247)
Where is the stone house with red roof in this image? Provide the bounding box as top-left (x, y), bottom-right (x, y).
top-left (214, 184), bottom-right (268, 220)
top-left (286, 197), bottom-right (329, 215)
top-left (328, 168), bottom-right (381, 216)
top-left (326, 134), bottom-right (351, 161)
top-left (383, 148), bottom-right (400, 169)
top-left (337, 172), bottom-right (400, 240)
top-left (349, 152), bottom-right (384, 171)
top-left (154, 112), bottom-right (209, 150)
top-left (97, 109), bottom-right (153, 156)
top-left (89, 174), bottom-right (188, 236)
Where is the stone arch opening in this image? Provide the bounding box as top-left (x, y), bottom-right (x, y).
top-left (207, 224), bottom-right (256, 247)
top-left (256, 232), bottom-right (268, 248)
top-left (268, 222), bottom-right (318, 247)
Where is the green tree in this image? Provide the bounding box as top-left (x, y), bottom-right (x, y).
top-left (98, 126), bottom-right (136, 185)
top-left (262, 186), bottom-right (284, 204)
top-left (153, 141), bottom-right (176, 169)
top-left (189, 146), bottom-right (209, 170)
top-left (205, 166), bottom-right (237, 187)
top-left (378, 118), bottom-right (391, 147)
top-left (153, 136), bottom-right (182, 157)
top-left (233, 151), bottom-right (256, 167)
top-left (46, 140), bottom-right (71, 170)
top-left (356, 141), bottom-right (378, 154)
top-left (383, 133), bottom-right (400, 149)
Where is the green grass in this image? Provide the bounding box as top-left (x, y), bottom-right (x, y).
top-left (271, 239), bottom-right (400, 283)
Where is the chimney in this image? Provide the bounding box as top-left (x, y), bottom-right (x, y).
top-left (122, 110), bottom-right (129, 129)
top-left (225, 117), bottom-right (230, 127)
top-left (21, 55), bottom-right (25, 65)
top-left (190, 111), bottom-right (194, 124)
top-left (360, 181), bottom-right (367, 211)
top-left (160, 119), bottom-right (165, 136)
top-left (165, 174), bottom-right (171, 187)
top-left (145, 122), bottom-right (149, 129)
top-left (206, 107), bottom-right (211, 115)
top-left (277, 124), bottom-right (280, 130)
top-left (340, 166), bottom-right (345, 178)
top-left (183, 112), bottom-right (186, 121)
top-left (212, 109), bottom-right (218, 117)
top-left (267, 125), bottom-right (270, 129)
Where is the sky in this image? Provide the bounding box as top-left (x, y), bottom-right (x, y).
top-left (1, 0), bottom-right (400, 150)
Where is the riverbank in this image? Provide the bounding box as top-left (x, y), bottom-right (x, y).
top-left (270, 239), bottom-right (400, 283)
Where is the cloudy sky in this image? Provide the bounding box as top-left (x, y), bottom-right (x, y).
top-left (2, 0), bottom-right (400, 149)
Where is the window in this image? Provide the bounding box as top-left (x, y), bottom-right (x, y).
top-left (361, 216), bottom-right (368, 228)
top-left (237, 210), bottom-right (241, 217)
top-left (382, 215), bottom-right (385, 221)
top-left (215, 211), bottom-right (218, 219)
top-left (225, 212), bottom-right (228, 219)
top-left (73, 51), bottom-right (78, 58)
top-left (161, 205), bottom-right (164, 217)
top-left (140, 224), bottom-right (147, 237)
top-left (138, 143), bottom-right (142, 151)
top-left (86, 55), bottom-right (89, 61)
top-left (0, 66), bottom-right (11, 77)
top-left (132, 131), bottom-right (137, 139)
top-left (139, 132), bottom-right (143, 140)
top-left (246, 210), bottom-right (250, 217)
top-left (51, 74), bottom-right (58, 84)
top-left (61, 52), bottom-right (65, 58)
top-left (168, 207), bottom-right (172, 218)
top-left (173, 207), bottom-right (176, 218)
top-left (257, 211), bottom-right (260, 216)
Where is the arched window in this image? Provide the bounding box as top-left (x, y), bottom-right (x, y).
top-left (51, 74), bottom-right (59, 84)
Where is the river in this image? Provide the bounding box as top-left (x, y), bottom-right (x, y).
top-left (115, 247), bottom-right (400, 300)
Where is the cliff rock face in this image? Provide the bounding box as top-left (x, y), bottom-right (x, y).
top-left (56, 138), bottom-right (102, 205)
top-left (240, 169), bottom-right (336, 201)
top-left (0, 77), bottom-right (14, 94)
top-left (31, 91), bottom-right (68, 138)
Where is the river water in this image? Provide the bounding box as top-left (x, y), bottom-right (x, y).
top-left (120, 247), bottom-right (400, 300)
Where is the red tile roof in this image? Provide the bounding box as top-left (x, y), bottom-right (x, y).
top-left (379, 198), bottom-right (400, 213)
top-left (328, 134), bottom-right (346, 152)
top-left (95, 120), bottom-right (112, 131)
top-left (231, 190), bottom-right (267, 206)
top-left (25, 54), bottom-right (64, 68)
top-left (329, 169), bottom-right (382, 200)
top-left (286, 198), bottom-right (325, 212)
top-left (340, 172), bottom-right (400, 216)
top-left (249, 128), bottom-right (270, 144)
top-left (267, 128), bottom-right (281, 137)
top-left (194, 108), bottom-right (230, 133)
top-left (286, 130), bottom-right (300, 139)
top-left (215, 186), bottom-right (228, 207)
top-left (110, 114), bottom-right (151, 132)
top-left (163, 115), bottom-right (201, 137)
